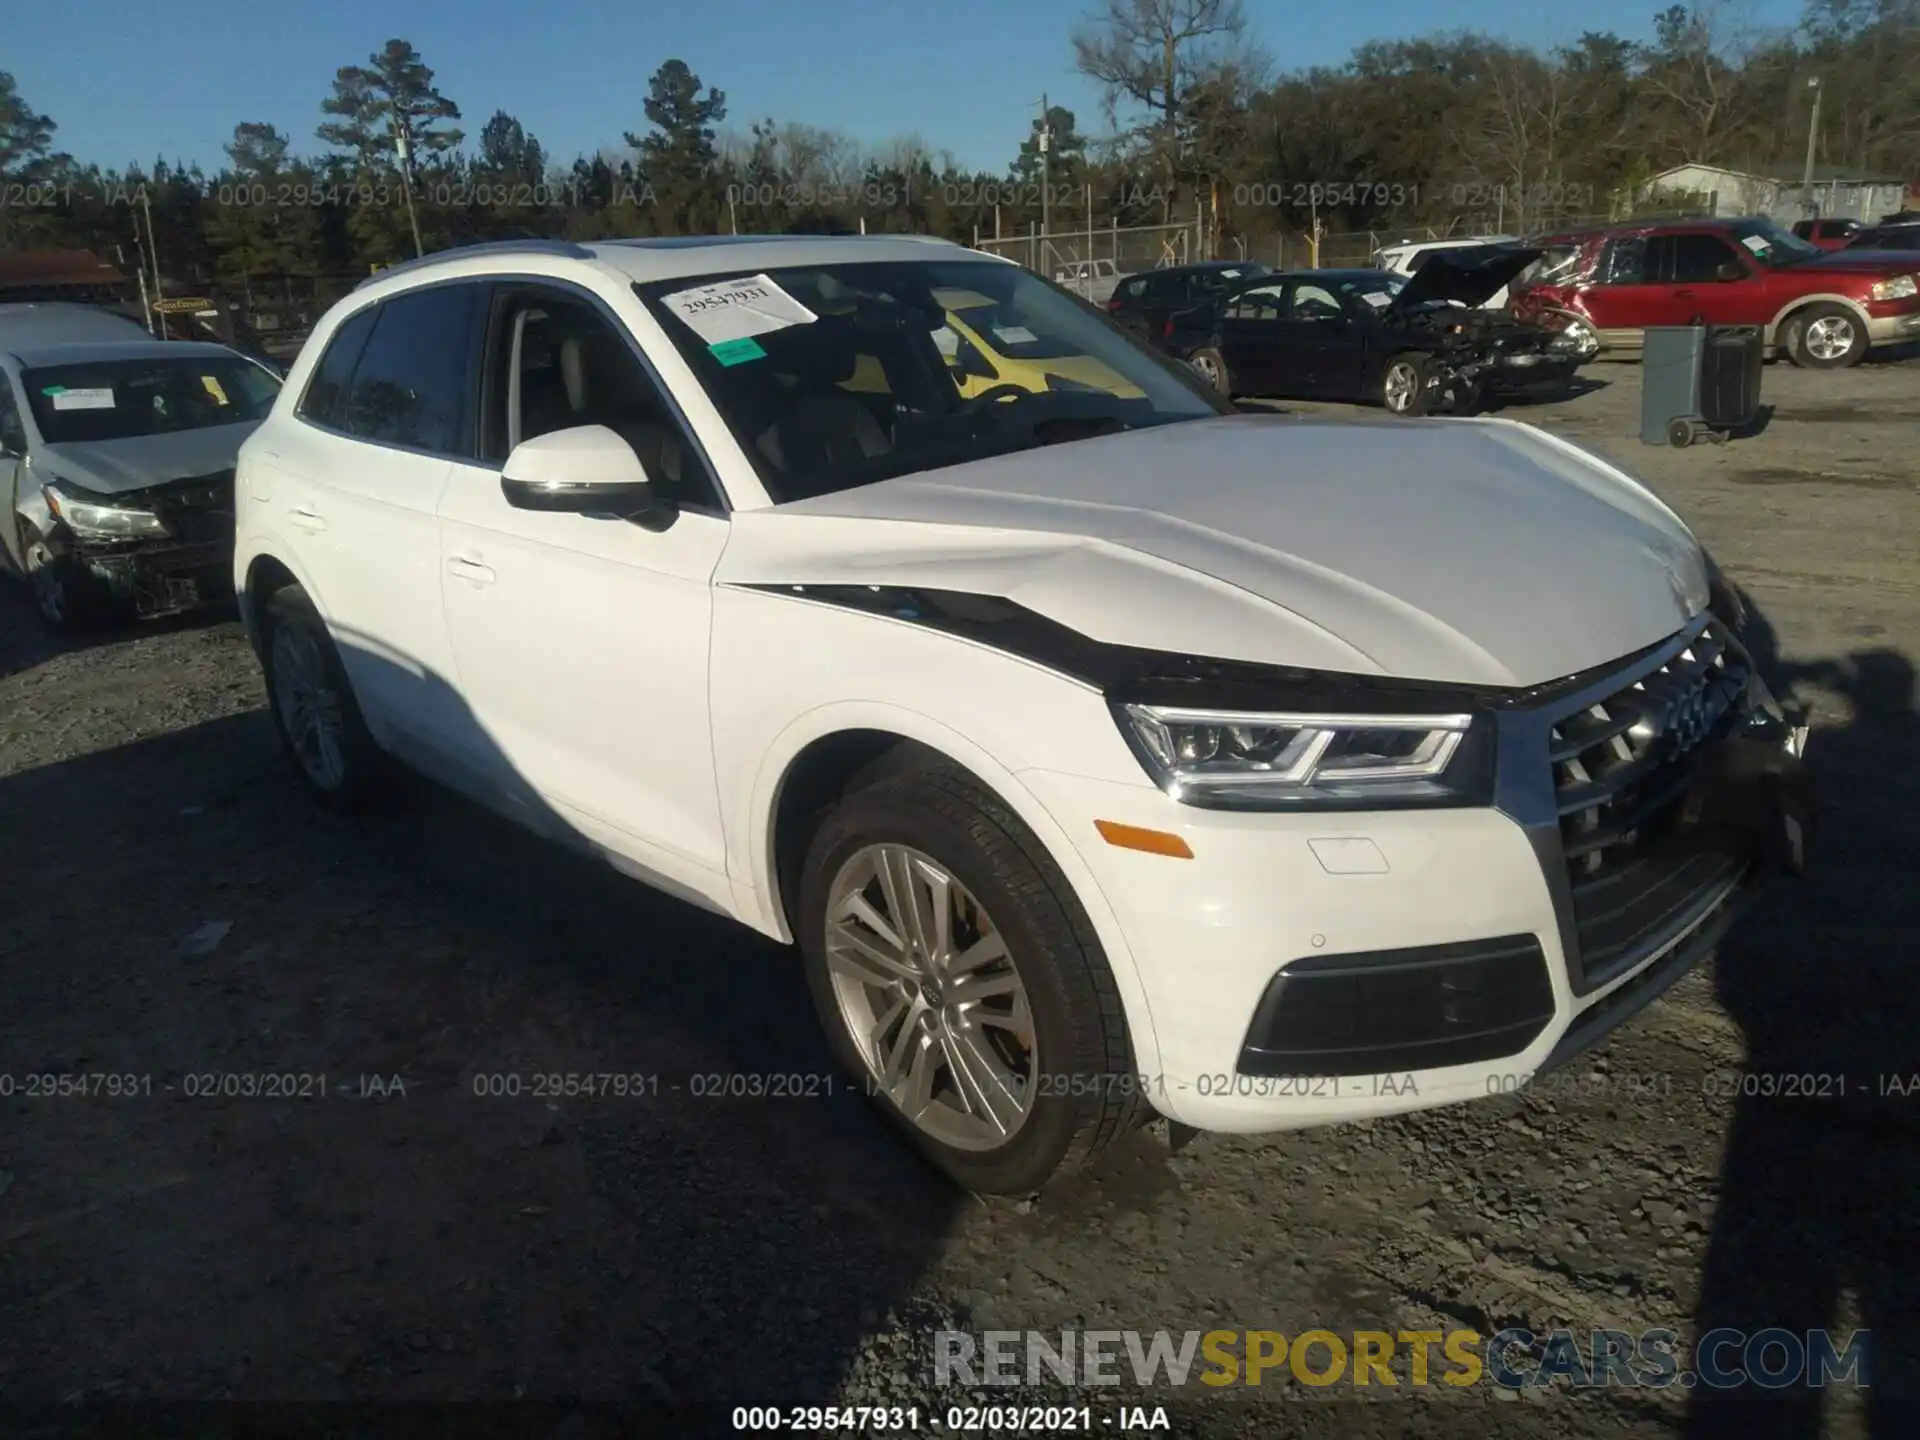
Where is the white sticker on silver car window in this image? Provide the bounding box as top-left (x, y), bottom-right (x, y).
top-left (659, 274), bottom-right (818, 345)
top-left (50, 387), bottom-right (117, 410)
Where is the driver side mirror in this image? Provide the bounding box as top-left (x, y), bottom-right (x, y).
top-left (1716, 261), bottom-right (1745, 282)
top-left (501, 424), bottom-right (673, 530)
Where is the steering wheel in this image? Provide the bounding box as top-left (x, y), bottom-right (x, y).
top-left (959, 383), bottom-right (1031, 410)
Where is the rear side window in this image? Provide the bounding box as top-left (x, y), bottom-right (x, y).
top-left (298, 305), bottom-right (377, 428)
top-left (1118, 276), bottom-right (1150, 302)
top-left (342, 284), bottom-right (482, 456)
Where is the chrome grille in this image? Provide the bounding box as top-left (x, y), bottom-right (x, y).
top-left (1551, 618), bottom-right (1748, 879)
top-left (1545, 616), bottom-right (1756, 992)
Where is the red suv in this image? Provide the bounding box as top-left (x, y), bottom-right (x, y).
top-left (1510, 215), bottom-right (1920, 368)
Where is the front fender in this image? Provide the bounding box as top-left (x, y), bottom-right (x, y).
top-left (1767, 291), bottom-right (1872, 346)
top-left (737, 698), bottom-right (1166, 1085)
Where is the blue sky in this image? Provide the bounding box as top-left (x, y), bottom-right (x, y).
top-left (10, 0), bottom-right (1810, 176)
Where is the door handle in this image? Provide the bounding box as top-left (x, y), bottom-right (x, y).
top-left (1673, 289), bottom-right (1696, 299)
top-left (286, 507), bottom-right (327, 533)
top-left (446, 555), bottom-right (496, 586)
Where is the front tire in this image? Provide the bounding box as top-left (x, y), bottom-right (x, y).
top-left (260, 585), bottom-right (394, 812)
top-left (1784, 304), bottom-right (1866, 369)
top-left (22, 529), bottom-right (105, 635)
top-left (797, 759), bottom-right (1146, 1195)
top-left (1380, 354), bottom-right (1429, 415)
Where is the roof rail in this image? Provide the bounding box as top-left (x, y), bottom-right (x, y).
top-left (354, 238), bottom-right (594, 290)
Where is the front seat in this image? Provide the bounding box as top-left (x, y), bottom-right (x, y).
top-left (555, 331), bottom-right (688, 492)
top-left (754, 343), bottom-right (892, 481)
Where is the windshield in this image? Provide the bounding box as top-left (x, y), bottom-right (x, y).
top-left (935, 291), bottom-right (1084, 361)
top-left (1331, 273), bottom-right (1406, 310)
top-left (637, 260), bottom-right (1226, 504)
top-left (1724, 220), bottom-right (1823, 267)
top-left (23, 355), bottom-right (281, 444)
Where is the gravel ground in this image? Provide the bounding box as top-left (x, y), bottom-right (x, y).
top-left (1, 353), bottom-right (1916, 1439)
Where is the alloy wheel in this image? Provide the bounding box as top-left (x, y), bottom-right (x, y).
top-left (1803, 315), bottom-right (1855, 363)
top-left (1383, 360), bottom-right (1420, 412)
top-left (1191, 353), bottom-right (1223, 388)
top-left (823, 843), bottom-right (1038, 1151)
top-left (270, 622), bottom-right (349, 791)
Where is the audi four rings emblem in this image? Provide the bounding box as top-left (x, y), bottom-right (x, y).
top-left (1660, 675), bottom-right (1734, 752)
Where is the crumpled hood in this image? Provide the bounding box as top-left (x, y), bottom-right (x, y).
top-left (1393, 245), bottom-right (1543, 311)
top-left (33, 424), bottom-right (259, 495)
top-left (720, 414), bottom-right (1708, 689)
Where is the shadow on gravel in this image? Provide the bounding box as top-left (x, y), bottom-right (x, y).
top-left (0, 590), bottom-right (237, 683)
top-left (0, 640), bottom-right (960, 1428)
top-left (1687, 608), bottom-right (1920, 1437)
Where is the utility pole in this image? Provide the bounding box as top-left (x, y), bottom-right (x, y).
top-left (392, 102), bottom-right (425, 258)
top-left (1801, 77), bottom-right (1823, 215)
top-left (138, 187), bottom-right (166, 337)
top-left (1037, 94), bottom-right (1052, 277)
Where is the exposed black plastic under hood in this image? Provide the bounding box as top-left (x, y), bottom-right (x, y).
top-left (1393, 244), bottom-right (1543, 311)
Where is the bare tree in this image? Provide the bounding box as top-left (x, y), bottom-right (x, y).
top-left (1073, 0), bottom-right (1251, 184)
top-left (1637, 1), bottom-right (1762, 164)
top-left (1457, 45), bottom-right (1597, 230)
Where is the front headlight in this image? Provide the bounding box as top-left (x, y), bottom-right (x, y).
top-left (1115, 702), bottom-right (1494, 810)
top-left (43, 480), bottom-right (170, 539)
top-left (1869, 274), bottom-right (1918, 301)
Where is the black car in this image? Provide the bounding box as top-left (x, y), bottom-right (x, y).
top-left (1841, 219), bottom-right (1920, 252)
top-left (1162, 247), bottom-right (1595, 415)
top-left (1105, 261), bottom-right (1273, 343)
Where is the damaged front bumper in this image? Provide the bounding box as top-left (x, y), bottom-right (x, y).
top-left (42, 471), bottom-right (237, 618)
top-left (62, 533), bottom-right (235, 617)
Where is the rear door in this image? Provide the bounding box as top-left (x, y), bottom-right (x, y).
top-left (253, 283), bottom-right (484, 755)
top-left (1578, 234), bottom-right (1684, 341)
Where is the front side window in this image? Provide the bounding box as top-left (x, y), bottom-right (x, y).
top-left (20, 354), bottom-right (281, 444)
top-left (1668, 233), bottom-right (1743, 283)
top-left (1288, 283), bottom-right (1345, 321)
top-left (342, 284), bottom-right (481, 455)
top-left (480, 287), bottom-right (717, 507)
top-left (635, 259), bottom-right (1223, 505)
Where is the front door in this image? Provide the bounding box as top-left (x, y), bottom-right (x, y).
top-left (435, 281), bottom-right (733, 902)
top-left (1217, 282), bottom-right (1289, 394)
top-left (1658, 232), bottom-right (1761, 325)
top-left (1278, 280), bottom-right (1371, 398)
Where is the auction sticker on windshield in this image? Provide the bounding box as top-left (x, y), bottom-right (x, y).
top-left (660, 273), bottom-right (817, 345)
top-left (1740, 235), bottom-right (1771, 255)
top-left (49, 387), bottom-right (117, 410)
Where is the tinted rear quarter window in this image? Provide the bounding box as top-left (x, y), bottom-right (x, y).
top-left (343, 284), bottom-right (482, 455)
top-left (299, 305), bottom-right (378, 428)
